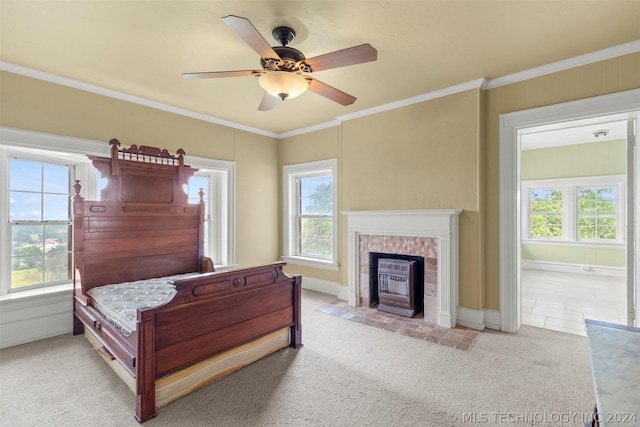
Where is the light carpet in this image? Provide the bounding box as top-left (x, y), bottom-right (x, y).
top-left (0, 290), bottom-right (596, 426)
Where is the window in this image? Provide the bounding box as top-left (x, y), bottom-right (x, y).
top-left (9, 158), bottom-right (73, 290)
top-left (577, 186), bottom-right (617, 240)
top-left (1, 142), bottom-right (97, 296)
top-left (298, 174), bottom-right (333, 259)
top-left (186, 174), bottom-right (211, 258)
top-left (283, 159), bottom-right (338, 270)
top-left (1, 128), bottom-right (235, 296)
top-left (522, 176), bottom-right (625, 245)
top-left (529, 188), bottom-right (563, 238)
top-left (183, 161), bottom-right (234, 268)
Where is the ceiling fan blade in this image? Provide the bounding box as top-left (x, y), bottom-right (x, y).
top-left (258, 92), bottom-right (277, 111)
top-left (304, 44), bottom-right (377, 72)
top-left (182, 70), bottom-right (257, 79)
top-left (307, 79), bottom-right (357, 106)
top-left (222, 15), bottom-right (281, 60)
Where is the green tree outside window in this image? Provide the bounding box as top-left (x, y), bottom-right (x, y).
top-left (298, 176), bottom-right (332, 259)
top-left (578, 186), bottom-right (617, 240)
top-left (529, 188), bottom-right (563, 238)
top-left (10, 159), bottom-right (72, 289)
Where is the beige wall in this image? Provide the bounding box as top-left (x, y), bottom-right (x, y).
top-left (341, 90), bottom-right (483, 309)
top-left (234, 132), bottom-right (281, 265)
top-left (484, 52), bottom-right (640, 310)
top-left (2, 50), bottom-right (639, 316)
top-left (282, 52), bottom-right (639, 314)
top-left (0, 71), bottom-right (280, 267)
top-left (281, 90), bottom-right (484, 310)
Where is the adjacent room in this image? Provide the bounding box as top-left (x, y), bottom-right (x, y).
top-left (1, 1), bottom-right (639, 425)
top-left (520, 117), bottom-right (631, 336)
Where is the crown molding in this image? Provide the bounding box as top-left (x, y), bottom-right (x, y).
top-left (290, 40), bottom-right (640, 136)
top-left (0, 61), bottom-right (279, 139)
top-left (335, 78), bottom-right (488, 124)
top-left (278, 120), bottom-right (341, 139)
top-left (485, 39), bottom-right (640, 90)
top-left (2, 39), bottom-right (638, 139)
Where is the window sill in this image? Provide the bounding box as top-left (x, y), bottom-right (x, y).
top-left (212, 264), bottom-right (239, 272)
top-left (282, 256), bottom-right (340, 271)
top-left (0, 283), bottom-right (73, 312)
top-left (0, 282), bottom-right (73, 302)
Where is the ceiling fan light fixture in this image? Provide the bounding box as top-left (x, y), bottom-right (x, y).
top-left (259, 71), bottom-right (308, 101)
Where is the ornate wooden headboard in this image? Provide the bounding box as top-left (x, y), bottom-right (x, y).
top-left (89, 138), bottom-right (197, 203)
top-left (73, 139), bottom-right (212, 301)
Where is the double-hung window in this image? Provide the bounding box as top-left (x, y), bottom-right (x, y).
top-left (283, 159), bottom-right (338, 270)
top-left (1, 143), bottom-right (97, 295)
top-left (187, 174), bottom-right (211, 257)
top-left (298, 174), bottom-right (333, 258)
top-left (9, 158), bottom-right (73, 290)
top-left (522, 176), bottom-right (624, 245)
top-left (577, 186), bottom-right (617, 240)
top-left (184, 160), bottom-right (234, 267)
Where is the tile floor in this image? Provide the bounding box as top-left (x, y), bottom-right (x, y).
top-left (521, 268), bottom-right (628, 336)
top-left (316, 300), bottom-right (479, 350)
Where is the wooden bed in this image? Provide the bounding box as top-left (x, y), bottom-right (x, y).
top-left (72, 139), bottom-right (302, 422)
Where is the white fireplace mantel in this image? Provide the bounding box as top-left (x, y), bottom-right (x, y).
top-left (342, 209), bottom-right (462, 328)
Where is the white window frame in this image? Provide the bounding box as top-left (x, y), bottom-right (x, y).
top-left (0, 127), bottom-right (235, 297)
top-left (185, 159), bottom-right (235, 269)
top-left (1, 145), bottom-right (98, 296)
top-left (522, 175), bottom-right (626, 247)
top-left (283, 159), bottom-right (339, 271)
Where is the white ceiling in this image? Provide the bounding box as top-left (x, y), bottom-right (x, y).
top-left (1, 1), bottom-right (640, 136)
top-left (520, 118), bottom-right (630, 151)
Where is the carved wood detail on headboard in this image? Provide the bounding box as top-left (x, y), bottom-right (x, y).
top-left (73, 138), bottom-right (209, 298)
top-left (89, 138), bottom-right (198, 204)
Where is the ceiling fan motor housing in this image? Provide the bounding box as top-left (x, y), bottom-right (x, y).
top-left (261, 46), bottom-right (311, 73)
top-left (258, 26), bottom-right (312, 73)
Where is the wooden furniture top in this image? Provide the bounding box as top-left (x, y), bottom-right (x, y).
top-left (84, 138), bottom-right (199, 204)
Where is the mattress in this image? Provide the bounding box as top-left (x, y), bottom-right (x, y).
top-left (87, 273), bottom-right (201, 335)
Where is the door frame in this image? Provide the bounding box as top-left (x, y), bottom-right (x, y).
top-left (499, 88), bottom-right (640, 333)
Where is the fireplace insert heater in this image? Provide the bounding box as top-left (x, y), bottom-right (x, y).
top-left (377, 258), bottom-right (421, 317)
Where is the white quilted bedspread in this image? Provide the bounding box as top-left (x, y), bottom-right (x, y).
top-left (87, 273), bottom-right (200, 335)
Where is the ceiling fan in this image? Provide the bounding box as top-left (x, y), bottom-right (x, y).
top-left (183, 15), bottom-right (377, 111)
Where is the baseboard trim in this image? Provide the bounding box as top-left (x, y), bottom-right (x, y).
top-left (456, 306), bottom-right (502, 331)
top-left (337, 284), bottom-right (349, 301)
top-left (483, 309), bottom-right (502, 331)
top-left (301, 277), bottom-right (342, 298)
top-left (521, 260), bottom-right (625, 278)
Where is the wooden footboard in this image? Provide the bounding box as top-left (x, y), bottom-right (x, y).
top-left (74, 262), bottom-right (302, 423)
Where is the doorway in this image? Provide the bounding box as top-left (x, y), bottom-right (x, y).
top-left (499, 88), bottom-right (640, 333)
top-left (519, 118), bottom-right (629, 335)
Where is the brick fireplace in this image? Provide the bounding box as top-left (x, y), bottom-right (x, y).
top-left (343, 210), bottom-right (461, 328)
